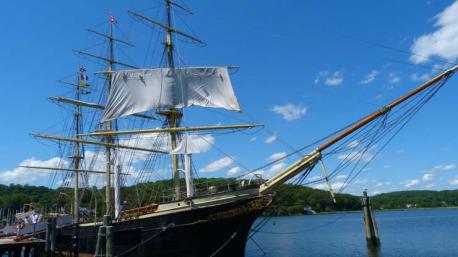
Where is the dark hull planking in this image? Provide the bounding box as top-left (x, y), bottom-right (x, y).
top-left (68, 195), bottom-right (272, 257)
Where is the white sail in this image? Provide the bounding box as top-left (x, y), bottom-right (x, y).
top-left (170, 136), bottom-right (200, 198)
top-left (101, 67), bottom-right (240, 122)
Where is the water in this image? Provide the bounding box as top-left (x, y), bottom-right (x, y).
top-left (246, 208), bottom-right (458, 257)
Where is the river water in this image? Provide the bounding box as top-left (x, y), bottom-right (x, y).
top-left (246, 208), bottom-right (458, 257)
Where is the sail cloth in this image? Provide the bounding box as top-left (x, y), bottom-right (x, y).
top-left (170, 135), bottom-right (201, 154)
top-left (101, 67), bottom-right (241, 122)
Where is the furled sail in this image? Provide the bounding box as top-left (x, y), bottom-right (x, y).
top-left (101, 67), bottom-right (240, 122)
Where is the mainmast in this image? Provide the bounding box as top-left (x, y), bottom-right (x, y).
top-left (104, 15), bottom-right (115, 216)
top-left (129, 0), bottom-right (199, 200)
top-left (163, 0), bottom-right (182, 200)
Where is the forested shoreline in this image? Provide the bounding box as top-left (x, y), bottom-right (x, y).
top-left (0, 179), bottom-right (457, 216)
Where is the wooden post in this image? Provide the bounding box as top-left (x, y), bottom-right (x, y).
top-left (45, 218), bottom-right (51, 256)
top-left (94, 215), bottom-right (112, 257)
top-left (362, 191), bottom-right (380, 247)
top-left (45, 217), bottom-right (57, 257)
top-left (104, 215), bottom-right (113, 257)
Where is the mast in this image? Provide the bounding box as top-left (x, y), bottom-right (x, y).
top-left (71, 67), bottom-right (84, 223)
top-left (104, 15), bottom-right (115, 216)
top-left (164, 0), bottom-right (182, 200)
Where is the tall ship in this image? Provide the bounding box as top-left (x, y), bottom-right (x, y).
top-left (14, 1), bottom-right (458, 256)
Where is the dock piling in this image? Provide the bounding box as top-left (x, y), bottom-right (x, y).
top-left (45, 217), bottom-right (57, 257)
top-left (362, 190), bottom-right (380, 247)
top-left (95, 215), bottom-right (113, 257)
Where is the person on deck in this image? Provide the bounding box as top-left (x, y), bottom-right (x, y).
top-left (32, 210), bottom-right (42, 224)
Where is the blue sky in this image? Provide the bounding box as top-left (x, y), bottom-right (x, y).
top-left (0, 0), bottom-right (457, 195)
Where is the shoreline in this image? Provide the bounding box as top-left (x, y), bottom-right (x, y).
top-left (267, 206), bottom-right (458, 217)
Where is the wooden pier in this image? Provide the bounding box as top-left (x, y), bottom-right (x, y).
top-left (0, 237), bottom-right (46, 257)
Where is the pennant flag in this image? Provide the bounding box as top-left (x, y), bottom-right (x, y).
top-left (110, 15), bottom-right (117, 24)
top-left (79, 67), bottom-right (88, 87)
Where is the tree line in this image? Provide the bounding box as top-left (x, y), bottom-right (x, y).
top-left (0, 179), bottom-right (457, 217)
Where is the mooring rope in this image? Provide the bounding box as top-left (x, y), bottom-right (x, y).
top-left (209, 231), bottom-right (238, 257)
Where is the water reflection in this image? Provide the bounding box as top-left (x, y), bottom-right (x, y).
top-left (366, 245), bottom-right (381, 257)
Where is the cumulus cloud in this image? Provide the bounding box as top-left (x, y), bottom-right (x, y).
top-left (388, 73), bottom-right (401, 84)
top-left (199, 157), bottom-right (234, 173)
top-left (449, 177), bottom-right (458, 185)
top-left (0, 157), bottom-right (68, 184)
top-left (422, 173), bottom-right (434, 181)
top-left (265, 135), bottom-right (277, 144)
top-left (360, 70), bottom-right (379, 84)
top-left (403, 179), bottom-right (420, 188)
top-left (314, 70), bottom-right (344, 86)
top-left (410, 1), bottom-right (458, 64)
top-left (325, 71), bottom-right (344, 86)
top-left (411, 72), bottom-right (431, 82)
top-left (227, 166), bottom-right (241, 176)
top-left (313, 181), bottom-right (347, 191)
top-left (426, 163), bottom-right (456, 173)
top-left (337, 151), bottom-right (375, 163)
top-left (267, 152), bottom-right (287, 162)
top-left (336, 174), bottom-right (348, 180)
top-left (347, 140), bottom-right (360, 148)
top-left (269, 162), bottom-right (287, 174)
top-left (271, 104), bottom-right (307, 121)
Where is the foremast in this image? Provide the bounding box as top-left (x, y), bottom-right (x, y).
top-left (259, 65), bottom-right (458, 194)
top-left (71, 67), bottom-right (85, 223)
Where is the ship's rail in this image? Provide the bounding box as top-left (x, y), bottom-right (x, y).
top-left (152, 175), bottom-right (264, 204)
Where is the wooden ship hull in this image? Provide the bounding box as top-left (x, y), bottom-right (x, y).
top-left (65, 192), bottom-right (272, 257)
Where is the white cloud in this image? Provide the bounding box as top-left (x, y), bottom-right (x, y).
top-left (314, 70), bottom-right (344, 86)
top-left (388, 73), bottom-right (401, 84)
top-left (354, 179), bottom-right (369, 185)
top-left (425, 184), bottom-right (435, 189)
top-left (375, 94), bottom-right (383, 99)
top-left (449, 177), bottom-right (458, 185)
top-left (426, 163), bottom-right (456, 173)
top-left (0, 157), bottom-right (69, 184)
top-left (325, 71), bottom-right (344, 86)
top-left (410, 73), bottom-right (431, 82)
top-left (271, 104), bottom-right (307, 121)
top-left (313, 181), bottom-right (347, 191)
top-left (267, 152), bottom-right (287, 162)
top-left (442, 164), bottom-right (456, 171)
top-left (337, 151), bottom-right (375, 163)
top-left (269, 162), bottom-right (287, 174)
top-left (336, 174), bottom-right (348, 180)
top-left (250, 136), bottom-right (257, 142)
top-left (347, 140), bottom-right (360, 148)
top-left (422, 173), bottom-right (434, 181)
top-left (410, 1), bottom-right (458, 63)
top-left (199, 157), bottom-right (234, 173)
top-left (360, 70), bottom-right (379, 84)
top-left (383, 164), bottom-right (391, 169)
top-left (404, 179), bottom-right (420, 188)
top-left (227, 166), bottom-right (242, 176)
top-left (306, 175), bottom-right (322, 182)
top-left (265, 135), bottom-right (277, 144)
top-left (314, 70), bottom-right (328, 85)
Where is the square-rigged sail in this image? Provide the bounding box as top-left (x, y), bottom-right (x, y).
top-left (101, 67), bottom-right (240, 122)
